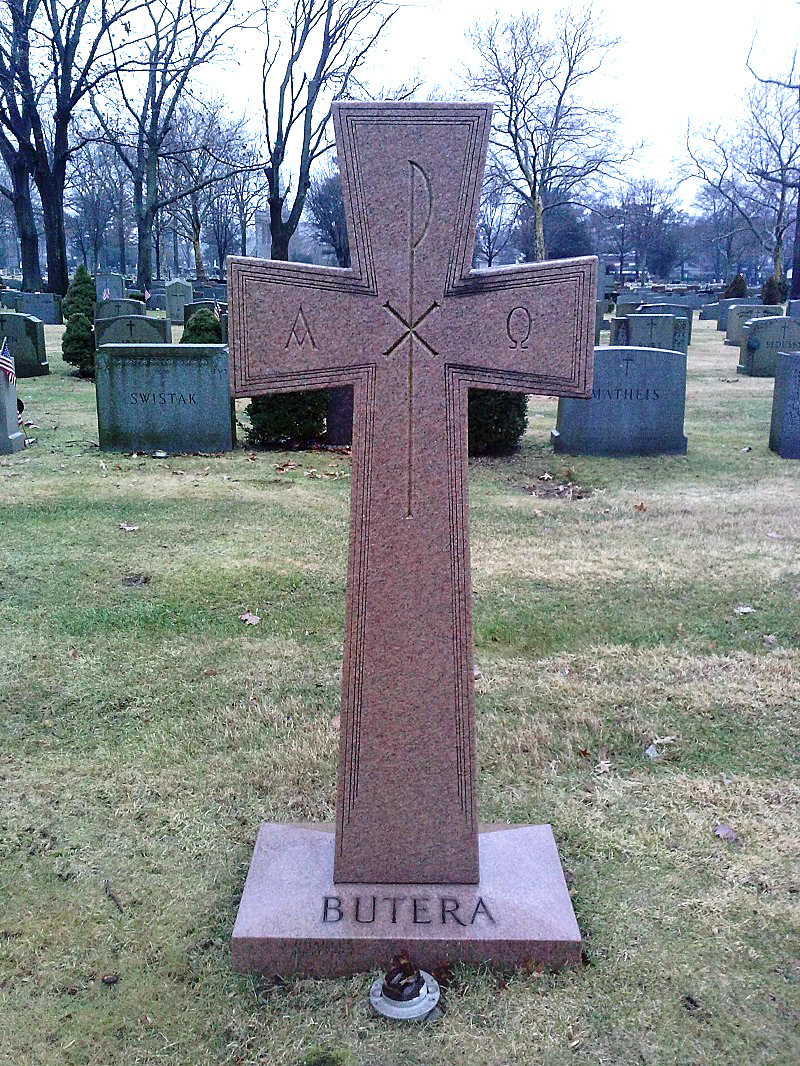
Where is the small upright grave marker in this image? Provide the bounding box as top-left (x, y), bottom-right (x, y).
top-left (228, 102), bottom-right (595, 977)
top-left (0, 338), bottom-right (24, 455)
top-left (95, 315), bottom-right (172, 348)
top-left (0, 312), bottom-right (48, 376)
top-left (739, 317), bottom-right (800, 377)
top-left (725, 305), bottom-right (782, 347)
top-left (610, 312), bottom-right (687, 354)
top-left (769, 351), bottom-right (800, 458)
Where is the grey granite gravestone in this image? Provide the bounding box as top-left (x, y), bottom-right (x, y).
top-left (787, 300), bottom-right (800, 319)
top-left (738, 317), bottom-right (800, 377)
top-left (95, 272), bottom-right (125, 299)
top-left (95, 314), bottom-right (173, 348)
top-left (717, 297), bottom-right (760, 331)
top-left (610, 313), bottom-right (688, 354)
top-left (725, 304), bottom-right (783, 346)
top-left (1, 356), bottom-right (25, 455)
top-left (0, 312), bottom-right (48, 376)
top-left (21, 292), bottom-right (61, 323)
top-left (95, 298), bottom-right (146, 321)
top-left (551, 346), bottom-right (687, 456)
top-left (636, 302), bottom-right (692, 344)
top-left (184, 301), bottom-right (227, 325)
top-left (166, 280), bottom-right (192, 323)
top-left (95, 344), bottom-right (234, 453)
top-left (0, 290), bottom-right (22, 311)
top-left (699, 303), bottom-right (719, 321)
top-left (770, 351), bottom-right (800, 458)
top-left (147, 293), bottom-right (167, 311)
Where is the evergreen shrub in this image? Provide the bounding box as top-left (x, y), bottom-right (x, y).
top-left (62, 313), bottom-right (95, 377)
top-left (722, 273), bottom-right (748, 299)
top-left (62, 265), bottom-right (96, 322)
top-left (761, 275), bottom-right (786, 304)
top-left (127, 290), bottom-right (144, 302)
top-left (180, 308), bottom-right (222, 343)
top-left (468, 389), bottom-right (528, 454)
top-left (246, 392), bottom-right (327, 447)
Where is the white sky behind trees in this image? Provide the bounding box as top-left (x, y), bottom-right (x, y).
top-left (219, 0), bottom-right (800, 210)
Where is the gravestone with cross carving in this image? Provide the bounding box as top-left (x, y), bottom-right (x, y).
top-left (229, 103), bottom-right (595, 976)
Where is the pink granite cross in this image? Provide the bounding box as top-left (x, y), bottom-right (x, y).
top-left (228, 103), bottom-right (595, 887)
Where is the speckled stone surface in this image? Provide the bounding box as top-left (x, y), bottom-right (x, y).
top-left (232, 824), bottom-right (581, 977)
top-left (227, 102), bottom-right (593, 948)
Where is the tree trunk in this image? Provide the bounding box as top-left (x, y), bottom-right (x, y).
top-left (192, 230), bottom-right (206, 281)
top-left (791, 200), bottom-right (800, 300)
top-left (534, 194), bottom-right (546, 261)
top-left (7, 159), bottom-right (43, 291)
top-left (117, 205), bottom-right (127, 274)
top-left (37, 174), bottom-right (70, 294)
top-left (136, 209), bottom-right (154, 292)
top-left (239, 211), bottom-right (247, 257)
top-left (172, 228), bottom-right (179, 277)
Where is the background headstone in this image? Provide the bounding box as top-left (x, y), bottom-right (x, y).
top-left (699, 303), bottom-right (719, 321)
top-left (552, 346), bottom-right (687, 456)
top-left (0, 312), bottom-right (48, 376)
top-left (95, 298), bottom-right (146, 321)
top-left (770, 351), bottom-right (800, 458)
top-left (95, 344), bottom-right (234, 453)
top-left (717, 297), bottom-right (759, 331)
top-left (166, 280), bottom-right (192, 322)
top-left (610, 312), bottom-right (688, 354)
top-left (1, 352), bottom-right (25, 455)
top-left (95, 315), bottom-right (173, 348)
top-left (184, 301), bottom-right (227, 325)
top-left (0, 290), bottom-right (23, 311)
top-left (636, 302), bottom-right (693, 344)
top-left (13, 292), bottom-right (62, 324)
top-left (786, 299), bottom-right (800, 319)
top-left (725, 304), bottom-right (783, 347)
top-left (738, 317), bottom-right (800, 377)
top-left (95, 272), bottom-right (125, 299)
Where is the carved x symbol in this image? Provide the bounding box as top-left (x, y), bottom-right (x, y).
top-left (383, 301), bottom-right (440, 356)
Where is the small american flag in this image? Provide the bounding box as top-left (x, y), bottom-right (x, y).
top-left (213, 301), bottom-right (221, 320)
top-left (0, 336), bottom-right (16, 386)
top-left (102, 287), bottom-right (110, 301)
top-left (144, 288), bottom-right (151, 303)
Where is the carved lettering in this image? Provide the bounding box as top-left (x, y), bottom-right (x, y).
top-left (322, 896), bottom-right (342, 923)
top-left (354, 895), bottom-right (376, 924)
top-left (383, 896), bottom-right (406, 924)
top-left (127, 391), bottom-right (197, 406)
top-left (412, 897), bottom-right (432, 924)
top-left (441, 896), bottom-right (467, 925)
top-left (470, 898), bottom-right (496, 925)
top-left (507, 306), bottom-right (532, 350)
top-left (285, 306), bottom-right (318, 350)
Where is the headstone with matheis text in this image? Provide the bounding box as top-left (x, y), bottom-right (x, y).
top-left (95, 298), bottom-right (146, 321)
top-left (0, 312), bottom-right (48, 376)
top-left (725, 304), bottom-right (782, 347)
top-left (610, 312), bottom-right (687, 354)
top-left (770, 351), bottom-right (800, 458)
top-left (551, 346), bottom-right (687, 457)
top-left (1, 351), bottom-right (25, 455)
top-left (95, 314), bottom-right (172, 349)
top-left (227, 102), bottom-right (595, 978)
top-left (738, 316), bottom-right (800, 377)
top-left (95, 344), bottom-right (234, 454)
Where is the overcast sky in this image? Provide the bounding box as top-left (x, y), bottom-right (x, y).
top-left (229, 0), bottom-right (799, 207)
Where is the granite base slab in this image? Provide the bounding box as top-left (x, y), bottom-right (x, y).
top-left (232, 823), bottom-right (581, 978)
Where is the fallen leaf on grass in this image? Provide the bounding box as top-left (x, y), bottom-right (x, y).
top-left (171, 469), bottom-right (186, 476)
top-left (67, 648), bottom-right (80, 661)
top-left (473, 665), bottom-right (483, 680)
top-left (593, 758), bottom-right (612, 775)
top-left (119, 522), bottom-right (139, 532)
top-left (239, 611), bottom-right (261, 626)
top-left (763, 634), bottom-right (777, 647)
top-left (634, 501), bottom-right (646, 512)
top-left (23, 420), bottom-right (39, 429)
top-left (733, 604), bottom-right (755, 615)
top-left (274, 460), bottom-right (300, 472)
top-left (101, 974), bottom-right (119, 986)
top-left (121, 573), bottom-right (150, 587)
top-left (331, 715), bottom-right (341, 731)
top-left (200, 668), bottom-right (218, 678)
top-left (644, 744), bottom-right (660, 759)
top-left (676, 623), bottom-right (685, 636)
top-left (740, 446), bottom-right (752, 452)
top-left (539, 472), bottom-right (554, 481)
top-left (766, 532), bottom-right (781, 539)
top-left (714, 824), bottom-right (740, 844)
top-left (246, 454), bottom-right (258, 463)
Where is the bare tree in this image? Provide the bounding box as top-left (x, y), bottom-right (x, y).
top-left (92, 0), bottom-right (244, 291)
top-left (0, 131), bottom-right (43, 290)
top-left (687, 78), bottom-right (800, 284)
top-left (227, 145), bottom-right (269, 257)
top-left (304, 159), bottom-right (350, 266)
top-left (66, 142), bottom-right (116, 270)
top-left (466, 6), bottom-right (632, 261)
top-left (473, 176), bottom-right (520, 267)
top-left (259, 0), bottom-right (397, 262)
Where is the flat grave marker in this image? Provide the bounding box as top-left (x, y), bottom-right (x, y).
top-left (228, 102), bottom-right (596, 977)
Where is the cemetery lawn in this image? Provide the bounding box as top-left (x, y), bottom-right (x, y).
top-left (1, 318), bottom-right (798, 1066)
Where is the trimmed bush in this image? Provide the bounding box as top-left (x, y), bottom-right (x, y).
top-left (180, 308), bottom-right (222, 343)
top-left (62, 265), bottom-right (96, 322)
top-left (62, 313), bottom-right (95, 377)
top-left (468, 389), bottom-right (528, 454)
top-left (246, 392), bottom-right (327, 447)
top-left (127, 289), bottom-right (144, 302)
top-left (722, 273), bottom-right (747, 299)
top-left (761, 275), bottom-right (786, 304)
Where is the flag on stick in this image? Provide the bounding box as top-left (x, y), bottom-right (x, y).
top-left (144, 288), bottom-right (151, 303)
top-left (213, 301), bottom-right (221, 320)
top-left (102, 287), bottom-right (110, 301)
top-left (0, 336), bottom-right (16, 386)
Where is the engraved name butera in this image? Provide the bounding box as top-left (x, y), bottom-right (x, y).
top-left (285, 307), bottom-right (318, 350)
top-left (321, 894), bottom-right (496, 926)
top-left (507, 306), bottom-right (532, 349)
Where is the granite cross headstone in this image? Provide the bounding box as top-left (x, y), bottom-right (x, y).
top-left (227, 103), bottom-right (595, 976)
top-left (738, 316), bottom-right (800, 377)
top-left (725, 304), bottom-right (782, 347)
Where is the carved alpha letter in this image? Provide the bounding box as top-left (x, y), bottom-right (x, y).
top-left (285, 307), bottom-right (318, 350)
